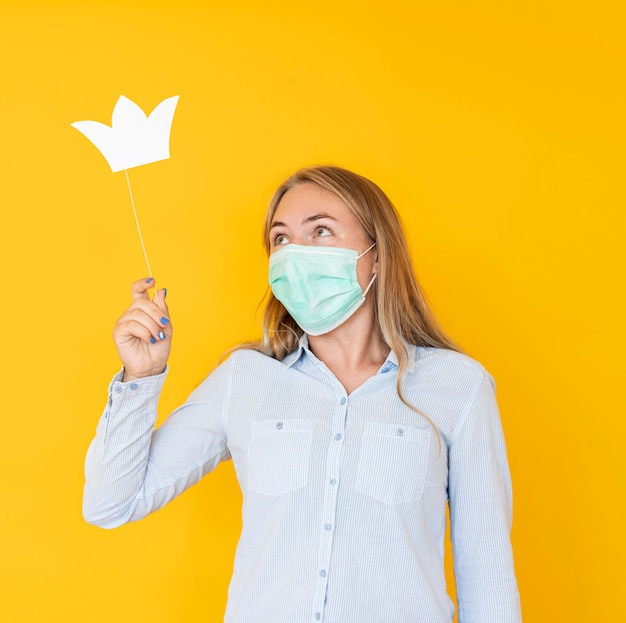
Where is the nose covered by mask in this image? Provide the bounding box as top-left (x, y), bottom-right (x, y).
top-left (268, 242), bottom-right (377, 336)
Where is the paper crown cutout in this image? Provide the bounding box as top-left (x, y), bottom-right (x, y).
top-left (71, 95), bottom-right (179, 172)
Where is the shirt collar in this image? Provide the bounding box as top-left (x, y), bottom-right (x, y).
top-left (281, 334), bottom-right (418, 374)
top-left (381, 342), bottom-right (417, 374)
top-left (281, 334), bottom-right (309, 368)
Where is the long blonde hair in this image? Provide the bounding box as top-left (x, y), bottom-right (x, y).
top-left (245, 165), bottom-right (460, 429)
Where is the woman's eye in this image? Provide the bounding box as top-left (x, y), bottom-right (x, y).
top-left (274, 234), bottom-right (288, 245)
top-left (314, 226), bottom-right (332, 237)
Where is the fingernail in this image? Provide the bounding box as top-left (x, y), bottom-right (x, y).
top-left (160, 317), bottom-right (170, 325)
top-left (158, 331), bottom-right (166, 341)
top-left (150, 336), bottom-right (157, 344)
top-left (146, 277), bottom-right (153, 284)
top-left (163, 288), bottom-right (167, 299)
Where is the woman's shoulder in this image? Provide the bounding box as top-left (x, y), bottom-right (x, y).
top-left (410, 345), bottom-right (493, 387)
top-left (405, 347), bottom-right (497, 431)
top-left (190, 347), bottom-right (287, 399)
top-left (223, 346), bottom-right (294, 373)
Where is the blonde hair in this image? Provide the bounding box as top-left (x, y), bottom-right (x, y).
top-left (244, 165), bottom-right (460, 432)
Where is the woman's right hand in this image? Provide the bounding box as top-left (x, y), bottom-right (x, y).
top-left (112, 278), bottom-right (172, 382)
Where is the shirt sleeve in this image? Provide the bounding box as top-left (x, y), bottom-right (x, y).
top-left (83, 361), bottom-right (232, 529)
top-left (448, 371), bottom-right (522, 622)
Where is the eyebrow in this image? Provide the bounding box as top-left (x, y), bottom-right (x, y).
top-left (270, 212), bottom-right (338, 230)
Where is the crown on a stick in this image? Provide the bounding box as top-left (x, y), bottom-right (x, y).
top-left (71, 95), bottom-right (179, 173)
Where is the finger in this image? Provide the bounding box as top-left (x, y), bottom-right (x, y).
top-left (131, 277), bottom-right (157, 303)
top-left (156, 291), bottom-right (172, 339)
top-left (126, 295), bottom-right (171, 332)
top-left (156, 287), bottom-right (169, 312)
top-left (117, 306), bottom-right (166, 342)
top-left (114, 317), bottom-right (160, 346)
top-left (154, 288), bottom-right (171, 323)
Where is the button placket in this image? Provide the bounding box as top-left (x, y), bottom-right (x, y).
top-left (311, 394), bottom-right (348, 621)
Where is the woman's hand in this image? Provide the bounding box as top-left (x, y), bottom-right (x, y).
top-left (112, 278), bottom-right (172, 382)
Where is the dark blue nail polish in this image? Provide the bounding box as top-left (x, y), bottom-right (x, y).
top-left (146, 277), bottom-right (153, 283)
top-left (150, 336), bottom-right (157, 344)
top-left (163, 288), bottom-right (167, 298)
top-left (158, 331), bottom-right (166, 340)
top-left (160, 317), bottom-right (169, 325)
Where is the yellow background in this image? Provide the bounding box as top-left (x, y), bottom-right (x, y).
top-left (1, 1), bottom-right (624, 621)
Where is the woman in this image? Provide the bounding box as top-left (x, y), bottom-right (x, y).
top-left (83, 166), bottom-right (521, 622)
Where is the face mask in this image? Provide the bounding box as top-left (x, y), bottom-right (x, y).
top-left (268, 243), bottom-right (377, 336)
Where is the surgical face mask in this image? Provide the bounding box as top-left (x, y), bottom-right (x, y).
top-left (268, 242), bottom-right (377, 336)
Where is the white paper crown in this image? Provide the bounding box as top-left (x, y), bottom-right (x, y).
top-left (71, 95), bottom-right (179, 172)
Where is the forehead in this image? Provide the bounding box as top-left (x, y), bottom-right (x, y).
top-left (272, 182), bottom-right (355, 225)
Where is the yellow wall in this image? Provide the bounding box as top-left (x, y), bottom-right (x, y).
top-left (1, 1), bottom-right (624, 621)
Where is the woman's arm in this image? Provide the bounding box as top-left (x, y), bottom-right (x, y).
top-left (83, 278), bottom-right (230, 528)
top-left (448, 372), bottom-right (522, 622)
top-left (83, 364), bottom-right (231, 528)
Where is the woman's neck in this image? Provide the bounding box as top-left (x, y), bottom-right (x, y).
top-left (307, 310), bottom-right (390, 394)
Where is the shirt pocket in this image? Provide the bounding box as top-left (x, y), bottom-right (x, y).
top-left (355, 422), bottom-right (431, 505)
top-left (248, 419), bottom-right (314, 496)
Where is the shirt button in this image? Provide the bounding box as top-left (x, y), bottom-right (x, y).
top-left (276, 421), bottom-right (284, 430)
top-left (319, 569), bottom-right (327, 577)
top-left (396, 427), bottom-right (405, 436)
top-left (329, 478), bottom-right (336, 486)
top-left (324, 523), bottom-right (332, 531)
top-left (334, 433), bottom-right (342, 441)
top-left (340, 397), bottom-right (346, 405)
top-left (130, 383), bottom-right (139, 390)
top-left (314, 613), bottom-right (321, 621)
top-left (114, 386), bottom-right (123, 394)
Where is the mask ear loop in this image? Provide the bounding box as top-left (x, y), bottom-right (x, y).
top-left (363, 273), bottom-right (377, 296)
top-left (357, 242), bottom-right (378, 297)
top-left (356, 242), bottom-right (377, 259)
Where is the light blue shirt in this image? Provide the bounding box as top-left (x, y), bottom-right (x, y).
top-left (84, 337), bottom-right (521, 622)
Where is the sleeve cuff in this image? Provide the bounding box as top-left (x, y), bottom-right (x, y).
top-left (108, 366), bottom-right (169, 397)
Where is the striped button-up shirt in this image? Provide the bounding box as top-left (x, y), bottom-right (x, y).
top-left (84, 337), bottom-right (521, 622)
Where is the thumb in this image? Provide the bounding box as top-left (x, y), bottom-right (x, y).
top-left (131, 277), bottom-right (158, 302)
